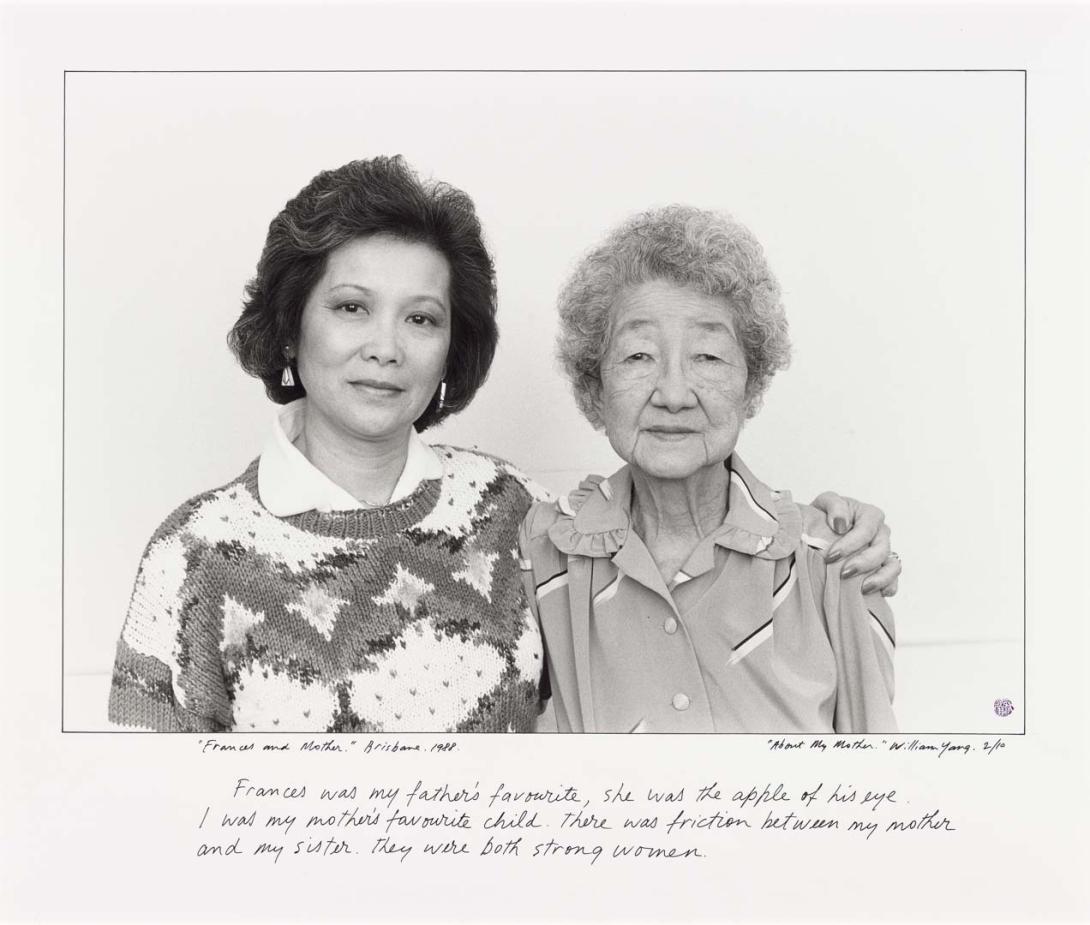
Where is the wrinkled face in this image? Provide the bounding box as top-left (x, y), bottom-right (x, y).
top-left (295, 235), bottom-right (451, 443)
top-left (597, 279), bottom-right (749, 481)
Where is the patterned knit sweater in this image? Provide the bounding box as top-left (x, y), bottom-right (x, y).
top-left (108, 447), bottom-right (547, 733)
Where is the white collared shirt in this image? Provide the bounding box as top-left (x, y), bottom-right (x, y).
top-left (257, 398), bottom-right (444, 516)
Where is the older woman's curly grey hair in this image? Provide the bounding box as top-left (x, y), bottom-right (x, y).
top-left (556, 205), bottom-right (791, 427)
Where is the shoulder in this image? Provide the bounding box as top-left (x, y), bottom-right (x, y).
top-left (516, 472), bottom-right (601, 539)
top-left (519, 498), bottom-right (563, 546)
top-left (518, 473), bottom-right (620, 564)
top-left (123, 462), bottom-right (261, 642)
top-left (413, 446), bottom-right (545, 538)
top-left (789, 502), bottom-right (874, 610)
top-left (516, 499), bottom-right (568, 581)
top-left (431, 445), bottom-right (552, 503)
top-left (138, 460), bottom-right (261, 556)
top-left (793, 501), bottom-right (839, 555)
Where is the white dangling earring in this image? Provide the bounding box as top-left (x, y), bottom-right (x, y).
top-left (281, 346), bottom-right (295, 388)
top-left (437, 380), bottom-right (447, 411)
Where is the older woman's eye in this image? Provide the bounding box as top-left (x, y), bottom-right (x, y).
top-left (625, 352), bottom-right (651, 362)
top-left (696, 353), bottom-right (722, 362)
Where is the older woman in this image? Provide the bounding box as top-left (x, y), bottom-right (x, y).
top-left (108, 156), bottom-right (897, 733)
top-left (520, 206), bottom-right (897, 733)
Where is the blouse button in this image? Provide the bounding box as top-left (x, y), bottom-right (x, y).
top-left (672, 693), bottom-right (691, 712)
top-left (664, 617), bottom-right (678, 635)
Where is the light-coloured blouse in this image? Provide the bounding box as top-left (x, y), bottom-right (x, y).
top-left (518, 455), bottom-right (896, 733)
top-left (258, 398), bottom-right (444, 515)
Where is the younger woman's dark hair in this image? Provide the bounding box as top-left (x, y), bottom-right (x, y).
top-left (227, 155), bottom-right (498, 430)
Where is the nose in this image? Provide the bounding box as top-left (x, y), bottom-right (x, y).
top-left (360, 314), bottom-right (402, 366)
top-left (650, 358), bottom-right (697, 412)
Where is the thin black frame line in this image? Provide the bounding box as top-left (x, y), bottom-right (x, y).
top-left (62, 67), bottom-right (1027, 75)
top-left (60, 68), bottom-right (1029, 738)
top-left (63, 730), bottom-right (1021, 737)
top-left (61, 70), bottom-right (67, 734)
top-left (1022, 70), bottom-right (1028, 735)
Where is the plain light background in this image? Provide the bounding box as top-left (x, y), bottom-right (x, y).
top-left (3, 3), bottom-right (1088, 924)
top-left (62, 70), bottom-right (1024, 731)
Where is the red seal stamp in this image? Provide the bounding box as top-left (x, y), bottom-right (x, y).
top-left (993, 698), bottom-right (1014, 717)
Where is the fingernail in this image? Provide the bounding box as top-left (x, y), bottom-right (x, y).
top-left (861, 579), bottom-right (875, 594)
top-left (833, 517), bottom-right (849, 534)
top-left (825, 549), bottom-right (842, 563)
top-left (842, 565), bottom-right (858, 578)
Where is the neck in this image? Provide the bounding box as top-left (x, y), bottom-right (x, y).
top-left (630, 463), bottom-right (730, 545)
top-left (296, 411), bottom-right (411, 507)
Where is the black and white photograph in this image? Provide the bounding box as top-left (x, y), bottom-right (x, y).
top-left (2, 3), bottom-right (1088, 923)
top-left (63, 70), bottom-right (1020, 735)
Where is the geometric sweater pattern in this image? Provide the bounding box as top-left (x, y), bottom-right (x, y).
top-left (108, 446), bottom-right (547, 733)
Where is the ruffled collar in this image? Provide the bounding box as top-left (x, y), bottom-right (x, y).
top-left (546, 454), bottom-right (802, 568)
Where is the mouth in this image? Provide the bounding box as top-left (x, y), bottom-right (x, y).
top-left (643, 426), bottom-right (698, 441)
top-left (349, 378), bottom-right (404, 395)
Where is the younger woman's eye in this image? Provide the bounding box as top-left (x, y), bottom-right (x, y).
top-left (407, 313), bottom-right (437, 326)
top-left (338, 302), bottom-right (366, 314)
